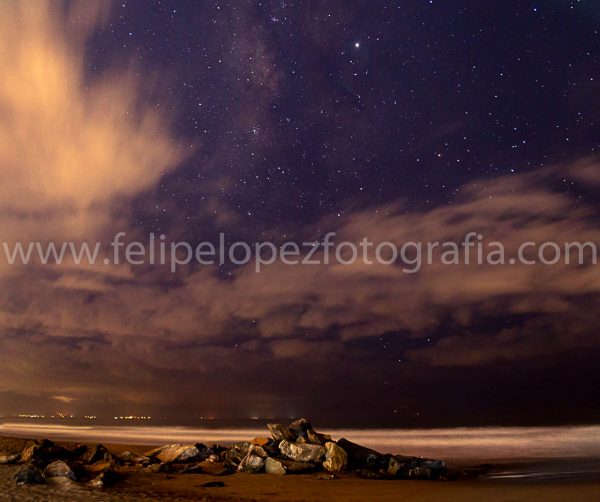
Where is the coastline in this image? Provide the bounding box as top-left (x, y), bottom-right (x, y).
top-left (1, 435), bottom-right (599, 501)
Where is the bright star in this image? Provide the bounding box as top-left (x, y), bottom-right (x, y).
top-left (354, 42), bottom-right (360, 48)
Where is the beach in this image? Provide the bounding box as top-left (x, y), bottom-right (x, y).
top-left (1, 425), bottom-right (599, 501)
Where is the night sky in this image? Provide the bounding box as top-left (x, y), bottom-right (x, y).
top-left (0, 0), bottom-right (599, 426)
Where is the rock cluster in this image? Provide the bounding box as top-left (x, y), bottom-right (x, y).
top-left (2, 418), bottom-right (447, 490)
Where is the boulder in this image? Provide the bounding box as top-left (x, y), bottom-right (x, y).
top-left (387, 456), bottom-right (418, 477)
top-left (82, 444), bottom-right (112, 465)
top-left (89, 469), bottom-right (119, 488)
top-left (267, 423), bottom-right (295, 442)
top-left (323, 442), bottom-right (347, 473)
top-left (196, 460), bottom-right (230, 476)
top-left (279, 440), bottom-right (325, 463)
top-left (43, 460), bottom-right (76, 481)
top-left (408, 466), bottom-right (433, 480)
top-left (265, 457), bottom-right (286, 475)
top-left (20, 439), bottom-right (69, 466)
top-left (194, 443), bottom-right (214, 461)
top-left (250, 437), bottom-right (271, 447)
top-left (336, 438), bottom-right (387, 471)
top-left (14, 465), bottom-right (45, 485)
top-left (180, 463), bottom-right (203, 474)
top-left (279, 458), bottom-right (318, 473)
top-left (117, 451), bottom-right (150, 466)
top-left (288, 418), bottom-right (324, 446)
top-left (237, 449), bottom-right (265, 474)
top-left (146, 444), bottom-right (200, 464)
top-left (0, 453), bottom-right (19, 464)
top-left (85, 460), bottom-right (114, 475)
top-left (223, 442), bottom-right (251, 468)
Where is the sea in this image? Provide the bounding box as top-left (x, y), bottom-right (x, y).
top-left (1, 419), bottom-right (599, 481)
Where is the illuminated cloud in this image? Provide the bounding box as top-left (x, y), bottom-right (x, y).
top-left (0, 1), bottom-right (184, 241)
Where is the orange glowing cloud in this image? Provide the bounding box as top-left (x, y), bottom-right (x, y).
top-left (0, 1), bottom-right (185, 240)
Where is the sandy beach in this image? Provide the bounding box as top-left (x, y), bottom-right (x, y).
top-left (1, 435), bottom-right (599, 501)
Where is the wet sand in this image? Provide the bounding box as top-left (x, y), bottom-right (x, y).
top-left (1, 436), bottom-right (599, 501)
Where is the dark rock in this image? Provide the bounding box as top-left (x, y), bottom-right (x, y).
top-left (223, 442), bottom-right (251, 469)
top-left (237, 453), bottom-right (265, 473)
top-left (267, 423), bottom-right (295, 442)
top-left (196, 460), bottom-right (230, 476)
top-left (82, 444), bottom-right (112, 465)
top-left (279, 458), bottom-right (318, 473)
top-left (337, 438), bottom-right (388, 471)
top-left (315, 473), bottom-right (336, 480)
top-left (288, 418), bottom-right (324, 445)
top-left (20, 439), bottom-right (70, 466)
top-left (14, 465), bottom-right (45, 485)
top-left (408, 466), bottom-right (433, 479)
top-left (180, 463), bottom-right (203, 474)
top-left (288, 418), bottom-right (311, 438)
top-left (201, 481), bottom-right (225, 488)
top-left (89, 469), bottom-right (119, 488)
top-left (85, 460), bottom-right (114, 475)
top-left (194, 443), bottom-right (214, 461)
top-left (117, 451), bottom-right (150, 466)
top-left (279, 440), bottom-right (325, 463)
top-left (64, 444), bottom-right (88, 461)
top-left (238, 445), bottom-right (267, 473)
top-left (43, 460), bottom-right (76, 480)
top-left (387, 456), bottom-right (418, 477)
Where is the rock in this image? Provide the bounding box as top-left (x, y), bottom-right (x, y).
top-left (387, 456), bottom-right (417, 477)
top-left (64, 444), bottom-right (88, 461)
top-left (194, 443), bottom-right (214, 461)
top-left (89, 469), bottom-right (119, 488)
top-left (279, 440), bottom-right (325, 463)
top-left (289, 418), bottom-right (311, 438)
top-left (180, 463), bottom-right (203, 474)
top-left (20, 439), bottom-right (69, 466)
top-left (201, 481), bottom-right (225, 488)
top-left (223, 442), bottom-right (251, 468)
top-left (85, 460), bottom-right (113, 474)
top-left (323, 442), bottom-right (347, 473)
top-left (408, 466), bottom-right (433, 479)
top-left (146, 444), bottom-right (200, 464)
top-left (317, 433), bottom-right (333, 443)
top-left (82, 444), bottom-right (112, 465)
top-left (337, 438), bottom-right (387, 471)
top-left (237, 446), bottom-right (266, 473)
top-left (251, 437), bottom-right (279, 456)
top-left (117, 451), bottom-right (150, 466)
top-left (0, 453), bottom-right (19, 464)
top-left (196, 460), bottom-right (230, 476)
top-left (288, 418), bottom-right (324, 445)
top-left (316, 473), bottom-right (336, 480)
top-left (421, 459), bottom-right (446, 471)
top-left (43, 460), bottom-right (76, 481)
top-left (14, 465), bottom-right (45, 485)
top-left (265, 457), bottom-right (287, 475)
top-left (251, 437), bottom-right (271, 447)
top-left (267, 423), bottom-right (295, 442)
top-left (279, 458), bottom-right (317, 473)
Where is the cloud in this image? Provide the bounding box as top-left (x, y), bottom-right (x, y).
top-left (52, 395), bottom-right (75, 404)
top-left (0, 3), bottom-right (599, 416)
top-left (0, 0), bottom-right (185, 241)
